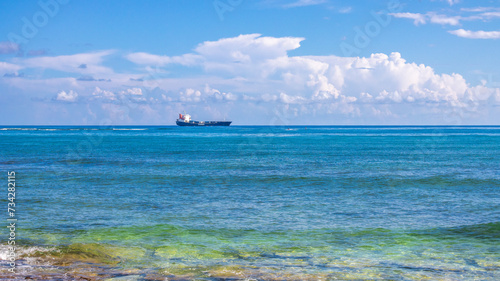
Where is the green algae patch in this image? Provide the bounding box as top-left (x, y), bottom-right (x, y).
top-left (155, 244), bottom-right (235, 260)
top-left (26, 243), bottom-right (146, 265)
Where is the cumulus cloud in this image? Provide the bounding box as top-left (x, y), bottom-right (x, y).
top-left (90, 87), bottom-right (149, 105)
top-left (266, 51), bottom-right (492, 109)
top-left (165, 85), bottom-right (240, 103)
top-left (196, 34), bottom-right (303, 67)
top-left (279, 92), bottom-right (306, 104)
top-left (448, 29), bottom-right (500, 39)
top-left (204, 84), bottom-right (237, 101)
top-left (55, 90), bottom-right (78, 102)
top-left (116, 88), bottom-right (147, 103)
top-left (3, 34), bottom-right (499, 124)
top-left (123, 34), bottom-right (498, 116)
top-left (123, 88), bottom-right (143, 96)
top-left (180, 88), bottom-right (202, 102)
top-left (127, 34), bottom-right (304, 75)
top-left (92, 87), bottom-right (116, 101)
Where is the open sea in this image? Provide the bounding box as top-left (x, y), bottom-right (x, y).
top-left (0, 126), bottom-right (499, 280)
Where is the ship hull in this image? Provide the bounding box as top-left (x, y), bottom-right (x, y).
top-left (176, 120), bottom-right (232, 126)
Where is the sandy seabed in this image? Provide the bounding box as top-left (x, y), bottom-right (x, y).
top-left (2, 256), bottom-right (498, 281)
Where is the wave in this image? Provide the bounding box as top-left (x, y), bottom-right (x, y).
top-left (0, 127), bottom-right (147, 131)
top-left (0, 128), bottom-right (39, 131)
top-left (0, 244), bottom-right (57, 261)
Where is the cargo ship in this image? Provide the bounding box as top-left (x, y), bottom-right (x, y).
top-left (176, 113), bottom-right (232, 126)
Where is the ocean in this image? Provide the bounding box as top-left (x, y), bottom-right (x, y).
top-left (0, 126), bottom-right (499, 280)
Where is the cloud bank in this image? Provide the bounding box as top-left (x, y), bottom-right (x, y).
top-left (1, 34), bottom-right (499, 125)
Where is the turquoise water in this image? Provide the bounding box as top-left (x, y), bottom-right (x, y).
top-left (1, 126), bottom-right (499, 280)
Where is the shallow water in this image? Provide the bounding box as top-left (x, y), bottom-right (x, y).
top-left (1, 126), bottom-right (499, 280)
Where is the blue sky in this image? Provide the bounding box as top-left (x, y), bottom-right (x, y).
top-left (0, 0), bottom-right (499, 125)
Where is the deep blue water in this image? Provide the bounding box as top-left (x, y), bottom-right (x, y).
top-left (1, 126), bottom-right (499, 280)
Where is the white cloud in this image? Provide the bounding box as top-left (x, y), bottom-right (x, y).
top-left (125, 52), bottom-right (201, 66)
top-left (123, 34), bottom-right (499, 114)
top-left (195, 34), bottom-right (304, 73)
top-left (127, 34), bottom-right (305, 78)
top-left (279, 92), bottom-right (306, 103)
top-left (1, 77), bottom-right (79, 94)
top-left (89, 87), bottom-right (149, 104)
top-left (392, 6), bottom-right (500, 28)
top-left (448, 29), bottom-right (500, 39)
top-left (460, 7), bottom-right (500, 21)
top-left (389, 12), bottom-right (460, 26)
top-left (0, 42), bottom-right (19, 54)
top-left (312, 52), bottom-right (479, 107)
top-left (204, 84), bottom-right (237, 101)
top-left (3, 34), bottom-right (499, 124)
top-left (126, 52), bottom-right (171, 65)
top-left (19, 50), bottom-right (115, 75)
top-left (92, 87), bottom-right (116, 101)
top-left (123, 88), bottom-right (143, 96)
top-left (180, 88), bottom-right (202, 102)
top-left (444, 0), bottom-right (460, 6)
top-left (428, 12), bottom-right (460, 26)
top-left (461, 7), bottom-right (489, 13)
top-left (55, 90), bottom-right (78, 102)
top-left (175, 85), bottom-right (239, 103)
top-left (480, 11), bottom-right (500, 19)
top-left (118, 88), bottom-right (146, 103)
top-left (0, 61), bottom-right (22, 75)
top-left (389, 12), bottom-right (427, 25)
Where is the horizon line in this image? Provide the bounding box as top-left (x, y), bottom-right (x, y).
top-left (2, 125), bottom-right (500, 127)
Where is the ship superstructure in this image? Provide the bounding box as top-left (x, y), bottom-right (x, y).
top-left (176, 113), bottom-right (231, 126)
